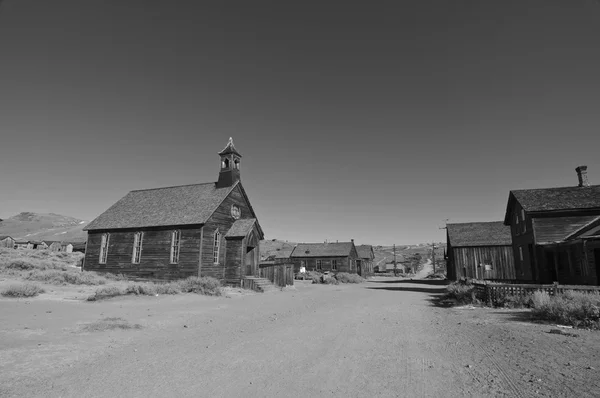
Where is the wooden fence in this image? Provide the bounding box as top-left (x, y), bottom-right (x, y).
top-left (473, 281), bottom-right (600, 306)
top-left (259, 263), bottom-right (294, 287)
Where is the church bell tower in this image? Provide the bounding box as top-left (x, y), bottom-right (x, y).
top-left (216, 137), bottom-right (242, 188)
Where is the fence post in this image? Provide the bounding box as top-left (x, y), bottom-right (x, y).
top-left (553, 281), bottom-right (559, 296)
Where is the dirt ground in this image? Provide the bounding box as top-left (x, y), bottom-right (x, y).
top-left (1, 277), bottom-right (600, 398)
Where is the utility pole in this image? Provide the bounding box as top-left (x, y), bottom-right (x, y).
top-left (393, 244), bottom-right (397, 276)
top-left (431, 242), bottom-right (436, 274)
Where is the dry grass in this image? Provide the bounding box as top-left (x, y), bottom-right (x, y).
top-left (531, 290), bottom-right (600, 329)
top-left (334, 272), bottom-right (366, 284)
top-left (87, 277), bottom-right (223, 301)
top-left (81, 317), bottom-right (142, 332)
top-left (444, 280), bottom-right (479, 305)
top-left (0, 248), bottom-right (84, 273)
top-left (1, 282), bottom-right (45, 298)
top-left (25, 269), bottom-right (126, 285)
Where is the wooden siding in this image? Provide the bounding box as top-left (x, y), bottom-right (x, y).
top-left (448, 246), bottom-right (515, 280)
top-left (509, 201), bottom-right (536, 281)
top-left (84, 227), bottom-right (202, 280)
top-left (200, 184), bottom-right (257, 281)
top-left (259, 263), bottom-right (294, 287)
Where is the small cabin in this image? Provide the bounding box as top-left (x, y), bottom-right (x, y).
top-left (446, 221), bottom-right (515, 281)
top-left (289, 240), bottom-right (361, 275)
top-left (0, 236), bottom-right (15, 249)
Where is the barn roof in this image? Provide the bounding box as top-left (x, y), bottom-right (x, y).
top-left (356, 245), bottom-right (374, 259)
top-left (504, 185), bottom-right (600, 224)
top-left (447, 222), bottom-right (512, 247)
top-left (290, 242), bottom-right (355, 258)
top-left (225, 218), bottom-right (257, 238)
top-left (84, 182), bottom-right (237, 231)
top-left (0, 235), bottom-right (13, 240)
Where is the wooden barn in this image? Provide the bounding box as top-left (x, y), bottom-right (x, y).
top-left (83, 138), bottom-right (264, 286)
top-left (446, 222), bottom-right (515, 281)
top-left (0, 236), bottom-right (15, 249)
top-left (289, 240), bottom-right (361, 274)
top-left (504, 165), bottom-right (600, 285)
top-left (356, 245), bottom-right (375, 275)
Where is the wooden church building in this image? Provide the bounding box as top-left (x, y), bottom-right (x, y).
top-left (83, 138), bottom-right (264, 285)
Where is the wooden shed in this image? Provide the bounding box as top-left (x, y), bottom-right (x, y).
top-left (82, 138), bottom-right (265, 286)
top-left (0, 236), bottom-right (15, 249)
top-left (356, 245), bottom-right (375, 275)
top-left (446, 222), bottom-right (515, 281)
top-left (289, 240), bottom-right (361, 275)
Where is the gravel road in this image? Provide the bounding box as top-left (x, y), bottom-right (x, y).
top-left (2, 278), bottom-right (600, 397)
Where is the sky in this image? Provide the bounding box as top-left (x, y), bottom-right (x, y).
top-left (1, 0), bottom-right (600, 245)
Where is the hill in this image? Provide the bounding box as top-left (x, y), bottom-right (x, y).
top-left (0, 212), bottom-right (88, 242)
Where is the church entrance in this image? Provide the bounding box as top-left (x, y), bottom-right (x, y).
top-left (245, 245), bottom-right (257, 276)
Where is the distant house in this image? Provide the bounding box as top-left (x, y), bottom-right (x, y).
top-left (504, 166), bottom-right (600, 285)
top-left (289, 240), bottom-right (361, 274)
top-left (60, 242), bottom-right (74, 253)
top-left (71, 242), bottom-right (86, 253)
top-left (446, 222), bottom-right (515, 281)
top-left (30, 241), bottom-right (48, 250)
top-left (356, 245), bottom-right (375, 275)
top-left (44, 241), bottom-right (63, 252)
top-left (14, 240), bottom-right (32, 249)
top-left (82, 138), bottom-right (264, 285)
top-left (0, 236), bottom-right (15, 249)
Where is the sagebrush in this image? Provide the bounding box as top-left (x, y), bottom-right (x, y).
top-left (1, 282), bottom-right (45, 297)
top-left (87, 276), bottom-right (222, 301)
top-left (531, 290), bottom-right (600, 329)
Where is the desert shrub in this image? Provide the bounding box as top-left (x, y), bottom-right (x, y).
top-left (1, 282), bottom-right (45, 298)
top-left (25, 269), bottom-right (114, 285)
top-left (334, 272), bottom-right (365, 284)
top-left (82, 317), bottom-right (142, 332)
top-left (531, 290), bottom-right (600, 328)
top-left (125, 283), bottom-right (160, 296)
top-left (176, 276), bottom-right (222, 296)
top-left (312, 274), bottom-right (339, 285)
top-left (444, 280), bottom-right (479, 304)
top-left (88, 277), bottom-right (222, 300)
top-left (87, 286), bottom-right (124, 301)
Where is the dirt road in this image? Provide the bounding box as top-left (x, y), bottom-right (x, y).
top-left (2, 279), bottom-right (600, 397)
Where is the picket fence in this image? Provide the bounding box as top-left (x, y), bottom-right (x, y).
top-left (473, 280), bottom-right (600, 306)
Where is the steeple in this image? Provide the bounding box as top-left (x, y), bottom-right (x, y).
top-left (216, 137), bottom-right (242, 188)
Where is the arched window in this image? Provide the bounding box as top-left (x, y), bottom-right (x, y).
top-left (213, 230), bottom-right (221, 264)
top-left (222, 158), bottom-right (230, 169)
top-left (234, 158), bottom-right (240, 169)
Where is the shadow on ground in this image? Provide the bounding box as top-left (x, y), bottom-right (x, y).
top-left (370, 279), bottom-right (449, 286)
top-left (366, 279), bottom-right (448, 294)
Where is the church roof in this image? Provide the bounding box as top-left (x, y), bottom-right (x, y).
top-left (84, 182), bottom-right (238, 230)
top-left (218, 137), bottom-right (242, 157)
